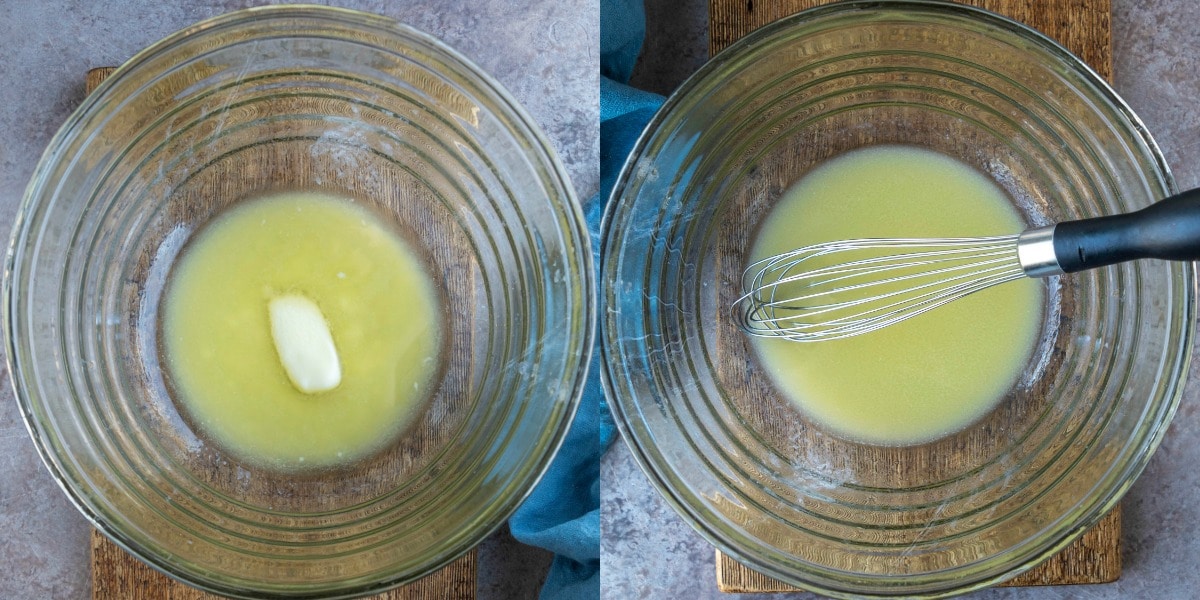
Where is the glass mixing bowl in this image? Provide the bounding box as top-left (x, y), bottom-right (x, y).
top-left (602, 1), bottom-right (1193, 597)
top-left (6, 6), bottom-right (591, 598)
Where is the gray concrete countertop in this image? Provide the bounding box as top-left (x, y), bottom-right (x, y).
top-left (0, 1), bottom-right (597, 598)
top-left (601, 0), bottom-right (1200, 598)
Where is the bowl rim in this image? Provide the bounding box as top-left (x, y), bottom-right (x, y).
top-left (5, 4), bottom-right (593, 598)
top-left (600, 1), bottom-right (1192, 597)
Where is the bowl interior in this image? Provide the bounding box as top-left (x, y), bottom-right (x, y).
top-left (603, 2), bottom-right (1191, 596)
top-left (9, 7), bottom-right (589, 596)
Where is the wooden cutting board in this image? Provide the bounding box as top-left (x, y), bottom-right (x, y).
top-left (91, 529), bottom-right (476, 600)
top-left (84, 66), bottom-right (478, 600)
top-left (708, 0), bottom-right (1120, 592)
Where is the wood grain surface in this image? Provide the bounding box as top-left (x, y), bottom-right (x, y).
top-left (92, 529), bottom-right (477, 600)
top-left (709, 0), bottom-right (1112, 81)
top-left (707, 0), bottom-right (1120, 592)
top-left (84, 66), bottom-right (479, 600)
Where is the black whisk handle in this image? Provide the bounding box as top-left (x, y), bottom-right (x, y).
top-left (1053, 187), bottom-right (1200, 273)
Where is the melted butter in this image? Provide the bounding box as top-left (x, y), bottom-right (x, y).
top-left (162, 191), bottom-right (442, 470)
top-left (750, 146), bottom-right (1042, 446)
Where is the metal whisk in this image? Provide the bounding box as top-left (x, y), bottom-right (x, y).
top-left (737, 188), bottom-right (1200, 342)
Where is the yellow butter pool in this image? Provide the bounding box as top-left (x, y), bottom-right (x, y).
top-left (162, 191), bottom-right (442, 471)
top-left (750, 146), bottom-right (1043, 446)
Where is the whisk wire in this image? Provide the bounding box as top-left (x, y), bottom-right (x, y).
top-left (755, 252), bottom-right (1019, 311)
top-left (738, 236), bottom-right (1028, 341)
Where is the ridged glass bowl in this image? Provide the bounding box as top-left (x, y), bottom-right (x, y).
top-left (6, 6), bottom-right (591, 598)
top-left (602, 2), bottom-right (1192, 597)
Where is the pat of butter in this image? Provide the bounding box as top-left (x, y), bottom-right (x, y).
top-left (268, 294), bottom-right (341, 394)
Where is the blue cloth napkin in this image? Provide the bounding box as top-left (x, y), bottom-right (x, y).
top-left (509, 1), bottom-right (663, 599)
